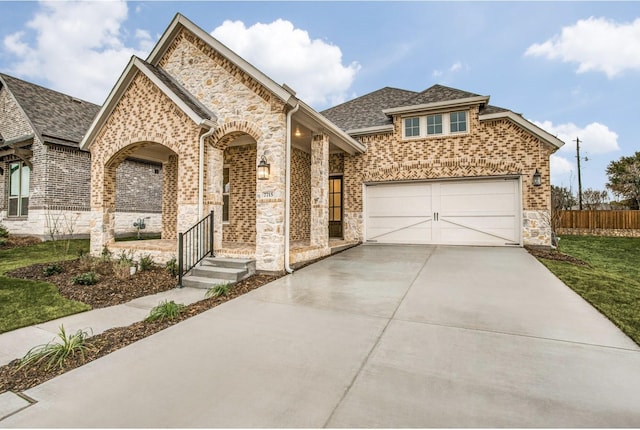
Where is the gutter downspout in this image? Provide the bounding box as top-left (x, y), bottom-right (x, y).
top-left (198, 120), bottom-right (216, 219)
top-left (284, 103), bottom-right (300, 274)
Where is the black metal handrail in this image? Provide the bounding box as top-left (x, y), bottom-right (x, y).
top-left (178, 210), bottom-right (214, 287)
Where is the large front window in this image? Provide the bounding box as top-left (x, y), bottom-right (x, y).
top-left (8, 162), bottom-right (30, 217)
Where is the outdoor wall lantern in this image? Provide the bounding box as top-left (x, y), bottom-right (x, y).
top-left (257, 155), bottom-right (270, 180)
top-left (532, 169), bottom-right (542, 187)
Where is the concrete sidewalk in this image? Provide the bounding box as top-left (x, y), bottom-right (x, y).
top-left (2, 245), bottom-right (640, 427)
top-left (0, 286), bottom-right (206, 367)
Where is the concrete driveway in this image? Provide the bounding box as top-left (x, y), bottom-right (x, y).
top-left (2, 245), bottom-right (640, 427)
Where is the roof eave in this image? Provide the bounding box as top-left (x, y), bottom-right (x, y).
top-left (80, 57), bottom-right (212, 150)
top-left (479, 111), bottom-right (565, 149)
top-left (382, 95), bottom-right (491, 116)
top-left (147, 13), bottom-right (296, 107)
top-left (297, 102), bottom-right (366, 154)
top-left (346, 125), bottom-right (394, 136)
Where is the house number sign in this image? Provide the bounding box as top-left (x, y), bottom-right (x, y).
top-left (262, 191), bottom-right (274, 198)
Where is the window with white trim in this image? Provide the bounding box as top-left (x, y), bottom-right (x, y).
top-left (8, 161), bottom-right (30, 217)
top-left (402, 110), bottom-right (468, 139)
top-left (404, 117), bottom-right (420, 137)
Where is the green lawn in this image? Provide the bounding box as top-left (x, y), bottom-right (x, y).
top-left (538, 235), bottom-right (640, 345)
top-left (0, 240), bottom-right (91, 333)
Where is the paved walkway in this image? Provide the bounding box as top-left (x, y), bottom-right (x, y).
top-left (0, 286), bottom-right (205, 367)
top-left (2, 245), bottom-right (640, 427)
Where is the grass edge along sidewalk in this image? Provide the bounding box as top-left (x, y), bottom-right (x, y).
top-left (532, 235), bottom-right (640, 346)
top-left (0, 240), bottom-right (91, 333)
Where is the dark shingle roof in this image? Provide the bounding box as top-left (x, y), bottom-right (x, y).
top-left (322, 84), bottom-right (495, 133)
top-left (0, 73), bottom-right (100, 146)
top-left (141, 60), bottom-right (215, 121)
top-left (321, 87), bottom-right (417, 131)
top-left (480, 104), bottom-right (510, 115)
top-left (401, 84), bottom-right (482, 106)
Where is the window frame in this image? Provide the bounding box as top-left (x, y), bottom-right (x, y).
top-left (222, 165), bottom-right (230, 224)
top-left (400, 110), bottom-right (469, 140)
top-left (7, 161), bottom-right (30, 218)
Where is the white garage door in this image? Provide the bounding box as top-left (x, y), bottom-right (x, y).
top-left (365, 178), bottom-right (520, 246)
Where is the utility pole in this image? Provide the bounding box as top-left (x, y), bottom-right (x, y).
top-left (576, 137), bottom-right (583, 210)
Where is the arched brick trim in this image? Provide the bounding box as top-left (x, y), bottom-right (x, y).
top-left (362, 157), bottom-right (524, 183)
top-left (210, 120), bottom-right (263, 150)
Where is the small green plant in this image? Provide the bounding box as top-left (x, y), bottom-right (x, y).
top-left (72, 271), bottom-right (99, 285)
top-left (116, 249), bottom-right (134, 266)
top-left (145, 300), bottom-right (185, 322)
top-left (165, 257), bottom-right (179, 277)
top-left (0, 238), bottom-right (7, 247)
top-left (101, 245), bottom-right (112, 261)
top-left (138, 254), bottom-right (155, 271)
top-left (43, 263), bottom-right (64, 277)
top-left (0, 223), bottom-right (8, 238)
top-left (206, 282), bottom-right (232, 299)
top-left (19, 325), bottom-right (93, 370)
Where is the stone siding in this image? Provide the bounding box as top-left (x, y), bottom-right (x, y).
top-left (556, 228), bottom-right (640, 238)
top-left (342, 106), bottom-right (554, 245)
top-left (290, 147), bottom-right (311, 242)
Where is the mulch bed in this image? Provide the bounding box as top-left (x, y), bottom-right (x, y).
top-left (7, 259), bottom-right (178, 308)
top-left (525, 246), bottom-right (590, 267)
top-left (0, 254), bottom-right (282, 394)
top-left (0, 236), bottom-right (41, 250)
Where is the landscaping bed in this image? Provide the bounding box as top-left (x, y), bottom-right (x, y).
top-left (7, 258), bottom-right (178, 308)
top-left (0, 272), bottom-right (280, 393)
top-left (524, 246), bottom-right (590, 267)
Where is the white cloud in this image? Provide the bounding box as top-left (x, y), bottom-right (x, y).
top-left (2, 0), bottom-right (151, 104)
top-left (211, 19), bottom-right (360, 108)
top-left (533, 120), bottom-right (619, 155)
top-left (432, 61), bottom-right (465, 79)
top-left (525, 17), bottom-right (640, 78)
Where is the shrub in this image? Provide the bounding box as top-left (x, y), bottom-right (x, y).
top-left (100, 245), bottom-right (112, 261)
top-left (0, 223), bottom-right (8, 238)
top-left (145, 300), bottom-right (185, 322)
top-left (116, 250), bottom-right (134, 266)
top-left (19, 325), bottom-right (93, 370)
top-left (72, 271), bottom-right (99, 286)
top-left (43, 264), bottom-right (64, 277)
top-left (206, 282), bottom-right (232, 299)
top-left (165, 257), bottom-right (179, 277)
top-left (138, 254), bottom-right (155, 271)
top-left (0, 238), bottom-right (7, 247)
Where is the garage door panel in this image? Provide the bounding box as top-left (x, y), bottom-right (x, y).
top-left (365, 179), bottom-right (520, 246)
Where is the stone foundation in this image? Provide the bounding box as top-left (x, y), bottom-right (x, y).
top-left (522, 210), bottom-right (552, 247)
top-left (556, 228), bottom-right (640, 238)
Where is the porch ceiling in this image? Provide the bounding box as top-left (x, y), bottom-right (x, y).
top-left (128, 143), bottom-right (176, 164)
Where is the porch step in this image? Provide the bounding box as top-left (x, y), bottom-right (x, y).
top-left (181, 257), bottom-right (256, 289)
top-left (181, 276), bottom-right (233, 290)
top-left (190, 265), bottom-right (247, 282)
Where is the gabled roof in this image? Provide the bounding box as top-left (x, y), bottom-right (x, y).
top-left (80, 57), bottom-right (216, 150)
top-left (321, 87), bottom-right (418, 133)
top-left (0, 73), bottom-right (100, 147)
top-left (321, 83), bottom-right (563, 148)
top-left (402, 84), bottom-right (482, 106)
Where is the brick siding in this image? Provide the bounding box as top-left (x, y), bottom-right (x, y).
top-left (290, 147), bottom-right (311, 241)
top-left (223, 144), bottom-right (256, 243)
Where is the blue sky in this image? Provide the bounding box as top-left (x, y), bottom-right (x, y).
top-left (1, 1), bottom-right (639, 198)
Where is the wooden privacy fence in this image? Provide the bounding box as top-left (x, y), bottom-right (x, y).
top-left (558, 210), bottom-right (640, 230)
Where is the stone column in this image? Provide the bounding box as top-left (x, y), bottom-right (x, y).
top-left (162, 154), bottom-right (178, 240)
top-left (89, 161), bottom-right (116, 256)
top-left (310, 132), bottom-right (329, 248)
top-left (255, 127), bottom-right (286, 272)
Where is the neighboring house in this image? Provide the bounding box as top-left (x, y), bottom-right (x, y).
top-left (81, 13), bottom-right (563, 273)
top-left (0, 73), bottom-right (163, 239)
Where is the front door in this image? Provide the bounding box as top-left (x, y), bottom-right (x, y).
top-left (329, 176), bottom-right (343, 238)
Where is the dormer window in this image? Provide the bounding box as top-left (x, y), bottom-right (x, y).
top-left (427, 114), bottom-right (443, 135)
top-left (404, 117), bottom-right (420, 137)
top-left (402, 110), bottom-right (468, 139)
top-left (450, 111), bottom-right (467, 133)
